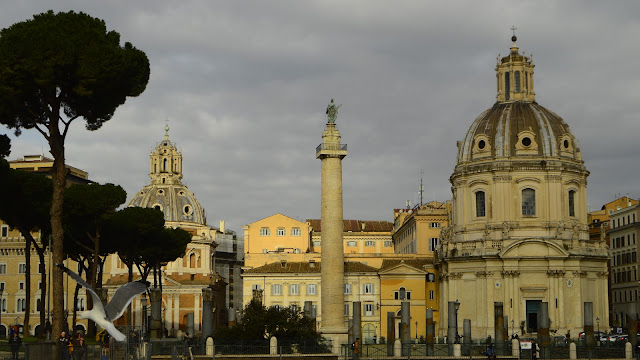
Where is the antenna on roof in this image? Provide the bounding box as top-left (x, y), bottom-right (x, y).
top-left (406, 200), bottom-right (411, 209)
top-left (418, 170), bottom-right (424, 207)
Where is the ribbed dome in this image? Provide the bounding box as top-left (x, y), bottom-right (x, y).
top-left (127, 126), bottom-right (207, 226)
top-left (128, 184), bottom-right (206, 225)
top-left (456, 101), bottom-right (583, 164)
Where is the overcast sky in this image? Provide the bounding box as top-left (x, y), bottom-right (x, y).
top-left (2, 1), bottom-right (639, 234)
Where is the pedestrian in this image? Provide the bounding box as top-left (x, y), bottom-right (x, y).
top-left (353, 337), bottom-right (360, 360)
top-left (531, 341), bottom-right (539, 360)
top-left (183, 332), bottom-right (191, 358)
top-left (487, 344), bottom-right (496, 360)
top-left (74, 333), bottom-right (85, 360)
top-left (59, 331), bottom-right (70, 360)
top-left (9, 332), bottom-right (21, 360)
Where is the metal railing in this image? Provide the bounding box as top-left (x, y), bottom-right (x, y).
top-left (316, 143), bottom-right (348, 155)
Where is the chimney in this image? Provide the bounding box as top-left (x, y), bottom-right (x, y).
top-left (361, 222), bottom-right (366, 231)
top-left (280, 260), bottom-right (287, 268)
top-left (309, 259), bottom-right (316, 268)
top-left (220, 220), bottom-right (225, 233)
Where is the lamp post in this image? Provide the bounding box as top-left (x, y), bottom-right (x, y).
top-left (0, 287), bottom-right (3, 338)
top-left (596, 317), bottom-right (600, 345)
top-left (415, 321), bottom-right (418, 340)
top-left (141, 295), bottom-right (148, 340)
top-left (511, 319), bottom-right (515, 338)
top-left (454, 300), bottom-right (461, 343)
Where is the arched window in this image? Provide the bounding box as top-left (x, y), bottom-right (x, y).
top-left (399, 287), bottom-right (406, 300)
top-left (505, 72), bottom-right (510, 100)
top-left (522, 188), bottom-right (536, 216)
top-left (163, 158), bottom-right (167, 171)
top-left (476, 191), bottom-right (486, 217)
top-left (514, 71), bottom-right (521, 93)
top-left (525, 71), bottom-right (528, 91)
top-left (190, 253), bottom-right (197, 268)
top-left (568, 190), bottom-right (576, 217)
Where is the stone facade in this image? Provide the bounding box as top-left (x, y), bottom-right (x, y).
top-left (437, 36), bottom-right (609, 339)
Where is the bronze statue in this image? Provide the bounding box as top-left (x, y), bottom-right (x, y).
top-left (326, 99), bottom-right (342, 123)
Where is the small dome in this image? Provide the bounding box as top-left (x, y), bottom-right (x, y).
top-left (128, 184), bottom-right (206, 225)
top-left (457, 101), bottom-right (583, 163)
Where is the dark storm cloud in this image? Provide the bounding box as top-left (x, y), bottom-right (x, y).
top-left (2, 1), bottom-right (640, 233)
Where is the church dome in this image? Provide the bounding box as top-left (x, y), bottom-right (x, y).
top-left (127, 125), bottom-right (207, 226)
top-left (455, 36), bottom-right (584, 166)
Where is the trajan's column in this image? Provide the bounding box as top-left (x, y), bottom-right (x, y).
top-left (317, 99), bottom-right (348, 350)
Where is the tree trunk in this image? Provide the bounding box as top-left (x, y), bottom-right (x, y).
top-left (49, 123), bottom-right (68, 360)
top-left (24, 233), bottom-right (31, 334)
top-left (28, 236), bottom-right (47, 338)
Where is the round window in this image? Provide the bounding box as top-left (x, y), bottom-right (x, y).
top-left (522, 137), bottom-right (532, 147)
top-left (184, 205), bottom-right (192, 215)
top-left (157, 189), bottom-right (164, 195)
top-left (153, 204), bottom-right (162, 211)
top-left (478, 140), bottom-right (486, 150)
top-left (563, 139), bottom-right (569, 149)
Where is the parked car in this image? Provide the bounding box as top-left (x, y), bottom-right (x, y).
top-left (618, 334), bottom-right (628, 343)
top-left (607, 334), bottom-right (620, 343)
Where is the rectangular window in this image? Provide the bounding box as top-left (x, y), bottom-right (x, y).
top-left (271, 284), bottom-right (282, 295)
top-left (429, 290), bottom-right (435, 300)
top-left (406, 292), bottom-right (411, 300)
top-left (0, 282), bottom-right (4, 291)
top-left (344, 283), bottom-right (352, 295)
top-left (476, 191), bottom-right (486, 217)
top-left (364, 283), bottom-right (374, 294)
top-left (251, 284), bottom-right (261, 290)
top-left (307, 284), bottom-right (317, 295)
top-left (429, 238), bottom-right (439, 252)
top-left (365, 241), bottom-right (375, 247)
top-left (429, 222), bottom-right (441, 228)
top-left (19, 282), bottom-right (24, 290)
top-left (522, 188), bottom-right (536, 216)
top-left (291, 227), bottom-right (301, 236)
top-left (1, 299), bottom-right (5, 312)
top-left (0, 264), bottom-right (6, 274)
top-left (259, 227), bottom-right (271, 236)
top-left (17, 298), bottom-right (25, 312)
top-left (276, 228), bottom-right (286, 236)
top-left (384, 240), bottom-right (393, 247)
top-left (313, 240), bottom-right (321, 247)
top-left (347, 241), bottom-right (357, 247)
top-left (568, 191), bottom-right (575, 217)
top-left (1, 225), bottom-right (7, 237)
top-left (289, 284), bottom-right (300, 295)
top-left (290, 303), bottom-right (299, 313)
top-left (36, 298), bottom-right (42, 312)
top-left (394, 291), bottom-right (399, 300)
top-left (344, 303), bottom-right (350, 316)
top-left (364, 303), bottom-right (374, 316)
top-left (18, 263), bottom-right (27, 274)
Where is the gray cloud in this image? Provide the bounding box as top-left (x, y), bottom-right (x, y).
top-left (2, 0), bottom-right (639, 233)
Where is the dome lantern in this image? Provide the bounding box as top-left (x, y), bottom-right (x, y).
top-left (495, 32), bottom-right (535, 103)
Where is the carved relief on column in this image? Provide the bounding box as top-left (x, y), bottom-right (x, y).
top-left (596, 271), bottom-right (609, 278)
top-left (202, 287), bottom-right (214, 302)
top-left (482, 224), bottom-right (492, 241)
top-left (502, 222), bottom-right (511, 238)
top-left (501, 270), bottom-right (520, 278)
top-left (493, 175), bottom-right (512, 182)
top-left (475, 271), bottom-right (493, 278)
top-left (545, 175), bottom-right (562, 182)
top-left (556, 221), bottom-right (565, 237)
top-left (449, 272), bottom-right (463, 280)
top-left (546, 270), bottom-right (566, 277)
top-left (572, 270), bottom-right (587, 278)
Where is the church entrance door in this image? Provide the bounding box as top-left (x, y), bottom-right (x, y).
top-left (526, 300), bottom-right (542, 333)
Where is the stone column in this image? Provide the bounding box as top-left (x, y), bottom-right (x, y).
top-left (495, 302), bottom-right (504, 354)
top-left (317, 121), bottom-right (348, 349)
top-left (537, 302), bottom-right (549, 359)
top-left (387, 312), bottom-right (395, 356)
top-left (186, 313), bottom-right (195, 337)
top-left (352, 302), bottom-right (361, 343)
top-left (149, 288), bottom-right (162, 339)
top-left (463, 319), bottom-right (471, 356)
top-left (584, 302), bottom-right (595, 350)
top-left (201, 287), bottom-right (214, 340)
top-left (400, 302), bottom-right (410, 356)
top-left (426, 309), bottom-right (434, 355)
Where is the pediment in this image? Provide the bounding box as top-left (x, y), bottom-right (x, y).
top-left (500, 239), bottom-right (568, 258)
top-left (379, 263), bottom-right (427, 276)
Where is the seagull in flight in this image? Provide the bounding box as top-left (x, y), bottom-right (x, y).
top-left (57, 264), bottom-right (149, 342)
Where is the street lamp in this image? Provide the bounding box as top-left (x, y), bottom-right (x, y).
top-left (454, 300), bottom-right (461, 344)
top-left (596, 317), bottom-right (600, 345)
top-left (511, 319), bottom-right (515, 338)
top-left (415, 321), bottom-right (418, 340)
top-left (0, 286), bottom-right (3, 339)
top-left (141, 295), bottom-right (148, 340)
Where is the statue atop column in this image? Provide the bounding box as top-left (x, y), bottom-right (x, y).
top-left (326, 98), bottom-right (342, 123)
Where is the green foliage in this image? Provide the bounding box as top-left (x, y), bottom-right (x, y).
top-left (214, 298), bottom-right (324, 347)
top-left (0, 10), bottom-right (150, 133)
top-left (0, 134), bottom-right (10, 159)
top-left (0, 168), bottom-right (52, 234)
top-left (63, 183), bottom-right (127, 260)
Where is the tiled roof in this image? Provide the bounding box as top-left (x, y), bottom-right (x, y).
top-left (306, 219), bottom-right (393, 233)
top-left (379, 259), bottom-right (432, 272)
top-left (244, 261), bottom-right (378, 274)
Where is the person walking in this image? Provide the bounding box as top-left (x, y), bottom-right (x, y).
top-left (353, 337), bottom-right (361, 360)
top-left (9, 332), bottom-right (21, 360)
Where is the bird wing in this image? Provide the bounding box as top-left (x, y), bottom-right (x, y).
top-left (56, 264), bottom-right (105, 314)
top-left (104, 280), bottom-right (149, 321)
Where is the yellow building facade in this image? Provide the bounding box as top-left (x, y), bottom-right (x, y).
top-left (393, 201), bottom-right (451, 255)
